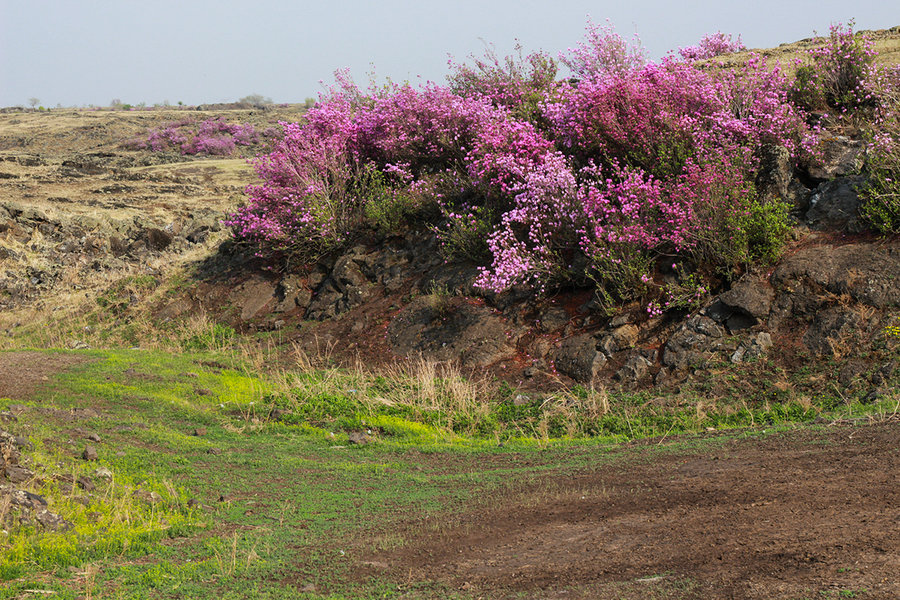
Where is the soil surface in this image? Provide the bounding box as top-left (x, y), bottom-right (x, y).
top-left (367, 421), bottom-right (900, 599)
top-left (0, 351), bottom-right (91, 399)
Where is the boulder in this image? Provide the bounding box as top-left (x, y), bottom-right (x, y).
top-left (554, 334), bottom-right (607, 384)
top-left (662, 316), bottom-right (726, 370)
top-left (773, 243), bottom-right (900, 309)
top-left (307, 253), bottom-right (375, 320)
top-left (806, 177), bottom-right (865, 232)
top-left (801, 306), bottom-right (873, 357)
top-left (614, 354), bottom-right (653, 386)
top-left (718, 278), bottom-right (774, 321)
top-left (230, 277), bottom-right (277, 321)
top-left (272, 275), bottom-right (312, 313)
top-left (597, 324), bottom-right (640, 356)
top-left (730, 332), bottom-right (774, 363)
top-left (807, 136), bottom-right (864, 180)
top-left (755, 145), bottom-right (793, 202)
top-left (146, 228), bottom-right (174, 251)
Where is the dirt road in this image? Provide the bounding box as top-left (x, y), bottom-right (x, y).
top-left (372, 421), bottom-right (900, 599)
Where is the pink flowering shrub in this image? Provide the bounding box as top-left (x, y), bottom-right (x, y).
top-left (228, 20), bottom-right (830, 313)
top-left (860, 64), bottom-right (900, 232)
top-left (224, 117), bottom-right (365, 257)
top-left (678, 32), bottom-right (745, 61)
top-left (791, 22), bottom-right (877, 112)
top-left (560, 19), bottom-right (647, 81)
top-left (123, 117), bottom-right (266, 156)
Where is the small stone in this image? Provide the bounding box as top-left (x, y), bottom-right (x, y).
top-left (5, 465), bottom-right (34, 484)
top-left (35, 510), bottom-right (72, 531)
top-left (72, 408), bottom-right (100, 419)
top-left (12, 490), bottom-right (47, 509)
top-left (82, 445), bottom-right (98, 461)
top-left (347, 431), bottom-right (371, 445)
top-left (271, 408), bottom-right (293, 420)
top-left (193, 427), bottom-right (207, 436)
top-left (134, 490), bottom-right (162, 504)
top-left (861, 389), bottom-right (881, 404)
top-left (77, 476), bottom-right (95, 492)
top-left (207, 447), bottom-right (223, 455)
top-left (86, 432), bottom-right (102, 443)
top-left (195, 388), bottom-right (213, 397)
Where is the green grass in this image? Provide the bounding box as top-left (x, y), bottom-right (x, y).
top-left (0, 347), bottom-right (897, 599)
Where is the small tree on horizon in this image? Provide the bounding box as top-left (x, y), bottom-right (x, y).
top-left (28, 97), bottom-right (40, 108)
top-left (239, 93), bottom-right (273, 107)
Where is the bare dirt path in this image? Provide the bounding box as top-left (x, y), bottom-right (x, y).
top-left (371, 421), bottom-right (900, 599)
top-left (0, 351), bottom-right (90, 399)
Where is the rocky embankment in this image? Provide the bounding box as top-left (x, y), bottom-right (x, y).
top-left (151, 134), bottom-right (898, 394)
top-left (0, 108), bottom-right (896, 395)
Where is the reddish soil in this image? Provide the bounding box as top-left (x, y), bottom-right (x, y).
top-left (367, 421), bottom-right (900, 599)
top-left (0, 351), bottom-right (91, 400)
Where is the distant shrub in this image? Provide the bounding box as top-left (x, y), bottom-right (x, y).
top-left (448, 43), bottom-right (558, 123)
top-left (238, 93), bottom-right (273, 107)
top-left (123, 117), bottom-right (266, 156)
top-left (678, 32), bottom-right (745, 61)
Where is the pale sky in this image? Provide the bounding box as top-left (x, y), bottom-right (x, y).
top-left (1, 0), bottom-right (897, 108)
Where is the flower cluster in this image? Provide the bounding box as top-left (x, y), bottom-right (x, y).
top-left (227, 19), bottom-right (850, 314)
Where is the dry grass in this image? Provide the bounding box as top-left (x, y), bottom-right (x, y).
top-left (714, 27), bottom-right (900, 77)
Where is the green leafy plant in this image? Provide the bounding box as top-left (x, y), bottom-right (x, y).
top-left (359, 163), bottom-right (425, 234)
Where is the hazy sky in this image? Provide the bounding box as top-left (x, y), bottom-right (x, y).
top-left (1, 0), bottom-right (897, 108)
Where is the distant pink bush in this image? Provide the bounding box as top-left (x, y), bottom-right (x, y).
top-left (560, 19), bottom-right (647, 81)
top-left (124, 117), bottom-right (264, 156)
top-left (678, 32), bottom-right (745, 61)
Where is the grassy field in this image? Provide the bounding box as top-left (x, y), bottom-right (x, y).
top-left (1, 347), bottom-right (897, 599)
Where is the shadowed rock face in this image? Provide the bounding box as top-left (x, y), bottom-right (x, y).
top-left (387, 297), bottom-right (517, 369)
top-left (772, 243), bottom-right (900, 310)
